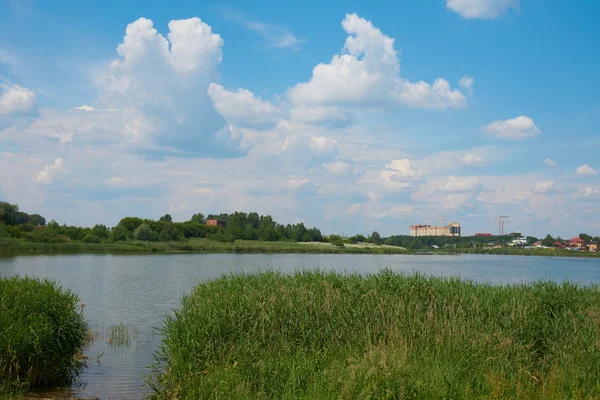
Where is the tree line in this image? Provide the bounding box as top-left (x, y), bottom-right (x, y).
top-left (2, 201), bottom-right (598, 248)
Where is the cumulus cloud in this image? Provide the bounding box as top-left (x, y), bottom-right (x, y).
top-left (544, 158), bottom-right (557, 167)
top-left (289, 106), bottom-right (351, 126)
top-left (95, 17), bottom-right (228, 152)
top-left (458, 153), bottom-right (484, 168)
top-left (446, 0), bottom-right (520, 19)
top-left (482, 116), bottom-right (541, 140)
top-left (207, 83), bottom-right (280, 127)
top-left (380, 159), bottom-right (421, 191)
top-left (287, 14), bottom-right (467, 110)
top-left (105, 177), bottom-right (127, 186)
top-left (440, 176), bottom-right (481, 193)
top-left (384, 159), bottom-right (421, 178)
top-left (310, 136), bottom-right (337, 153)
top-left (578, 187), bottom-right (600, 197)
top-left (0, 83), bottom-right (36, 115)
top-left (531, 180), bottom-right (556, 194)
top-left (576, 164), bottom-right (597, 176)
top-left (322, 161), bottom-right (352, 176)
top-left (36, 158), bottom-right (66, 184)
top-left (459, 75), bottom-right (475, 96)
top-left (370, 205), bottom-right (412, 219)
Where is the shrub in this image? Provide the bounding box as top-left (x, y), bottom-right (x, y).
top-left (0, 277), bottom-right (87, 394)
top-left (207, 232), bottom-right (235, 243)
top-left (4, 226), bottom-right (23, 239)
top-left (81, 234), bottom-right (101, 243)
top-left (134, 223), bottom-right (155, 241)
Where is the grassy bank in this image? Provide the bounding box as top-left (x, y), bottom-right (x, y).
top-left (0, 238), bottom-right (409, 255)
top-left (448, 247), bottom-right (600, 258)
top-left (0, 277), bottom-right (87, 397)
top-left (149, 271), bottom-right (600, 399)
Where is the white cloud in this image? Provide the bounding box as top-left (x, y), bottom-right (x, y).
top-left (459, 75), bottom-right (475, 96)
top-left (322, 161), bottom-right (352, 176)
top-left (0, 83), bottom-right (36, 115)
top-left (440, 176), bottom-right (481, 193)
top-left (576, 164), bottom-right (597, 176)
top-left (384, 158), bottom-right (421, 178)
top-left (380, 159), bottom-right (421, 191)
top-left (398, 79), bottom-right (467, 109)
top-left (446, 0), bottom-right (520, 19)
top-left (531, 180), bottom-right (556, 194)
top-left (287, 14), bottom-right (466, 110)
top-left (578, 187), bottom-right (600, 197)
top-left (105, 177), bottom-right (127, 186)
top-left (458, 153), bottom-right (484, 168)
top-left (310, 136), bottom-right (337, 153)
top-left (287, 177), bottom-right (309, 190)
top-left (482, 116), bottom-right (541, 140)
top-left (370, 205), bottom-right (412, 219)
top-left (289, 106), bottom-right (351, 126)
top-left (224, 10), bottom-right (304, 50)
top-left (207, 83), bottom-right (280, 127)
top-left (544, 158), bottom-right (557, 167)
top-left (36, 158), bottom-right (65, 184)
top-left (94, 17), bottom-right (226, 149)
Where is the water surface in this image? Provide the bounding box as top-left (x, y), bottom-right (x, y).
top-left (1, 253), bottom-right (599, 399)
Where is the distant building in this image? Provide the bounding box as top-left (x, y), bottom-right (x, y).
top-left (410, 223), bottom-right (460, 237)
top-left (475, 233), bottom-right (492, 237)
top-left (569, 237), bottom-right (585, 249)
top-left (587, 242), bottom-right (598, 252)
top-left (206, 219), bottom-right (226, 227)
top-left (509, 237), bottom-right (527, 247)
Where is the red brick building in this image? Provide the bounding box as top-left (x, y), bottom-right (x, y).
top-left (206, 219), bottom-right (226, 227)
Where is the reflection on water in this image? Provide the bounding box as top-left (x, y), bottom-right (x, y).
top-left (1, 253), bottom-right (599, 399)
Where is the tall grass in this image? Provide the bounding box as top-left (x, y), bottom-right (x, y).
top-left (0, 237), bottom-right (409, 255)
top-left (0, 277), bottom-right (88, 395)
top-left (0, 237), bottom-right (153, 254)
top-left (149, 270), bottom-right (600, 399)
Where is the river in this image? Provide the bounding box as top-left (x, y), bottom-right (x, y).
top-left (1, 253), bottom-right (599, 399)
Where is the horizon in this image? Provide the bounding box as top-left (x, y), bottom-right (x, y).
top-left (1, 0), bottom-right (599, 239)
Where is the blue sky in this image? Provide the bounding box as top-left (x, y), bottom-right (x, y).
top-left (1, 0), bottom-right (599, 238)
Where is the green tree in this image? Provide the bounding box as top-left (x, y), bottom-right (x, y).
top-left (91, 224), bottom-right (109, 239)
top-left (542, 234), bottom-right (554, 247)
top-left (368, 231), bottom-right (383, 245)
top-left (579, 233), bottom-right (593, 242)
top-left (190, 213), bottom-right (205, 224)
top-left (28, 214), bottom-right (46, 226)
top-left (0, 202), bottom-right (18, 225)
top-left (134, 223), bottom-right (154, 241)
top-left (159, 214), bottom-right (173, 223)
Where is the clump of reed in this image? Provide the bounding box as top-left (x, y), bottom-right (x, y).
top-left (0, 276), bottom-right (88, 395)
top-left (149, 270), bottom-right (600, 399)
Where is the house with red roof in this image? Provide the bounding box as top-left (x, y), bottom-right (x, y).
top-left (569, 237), bottom-right (586, 249)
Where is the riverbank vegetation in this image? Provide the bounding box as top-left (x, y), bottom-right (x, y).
top-left (2, 201), bottom-right (598, 257)
top-left (0, 277), bottom-right (87, 396)
top-left (0, 237), bottom-right (409, 255)
top-left (149, 271), bottom-right (600, 399)
top-left (0, 202), bottom-right (394, 254)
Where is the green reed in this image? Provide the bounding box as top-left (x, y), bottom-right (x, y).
top-left (148, 270), bottom-right (600, 399)
top-left (0, 276), bottom-right (88, 396)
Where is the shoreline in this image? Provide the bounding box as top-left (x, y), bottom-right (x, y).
top-left (1, 239), bottom-right (598, 258)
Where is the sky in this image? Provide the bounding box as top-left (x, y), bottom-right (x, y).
top-left (0, 0), bottom-right (599, 238)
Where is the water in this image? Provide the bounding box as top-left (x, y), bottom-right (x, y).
top-left (1, 253), bottom-right (599, 399)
